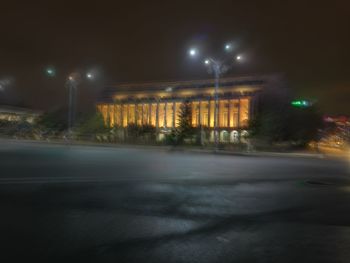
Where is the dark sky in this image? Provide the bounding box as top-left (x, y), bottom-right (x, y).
top-left (0, 1), bottom-right (349, 114)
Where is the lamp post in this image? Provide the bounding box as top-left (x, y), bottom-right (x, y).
top-left (188, 44), bottom-right (243, 149)
top-left (45, 67), bottom-right (96, 138)
top-left (66, 72), bottom-right (95, 138)
top-left (66, 75), bottom-right (77, 135)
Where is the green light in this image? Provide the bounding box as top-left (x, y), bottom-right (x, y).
top-left (291, 100), bottom-right (310, 108)
top-left (45, 67), bottom-right (56, 77)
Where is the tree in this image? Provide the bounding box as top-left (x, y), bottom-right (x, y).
top-left (288, 106), bottom-right (323, 145)
top-left (36, 108), bottom-right (68, 132)
top-left (76, 111), bottom-right (108, 135)
top-left (249, 84), bottom-right (291, 142)
top-left (249, 83), bottom-right (323, 146)
top-left (250, 103), bottom-right (323, 146)
top-left (250, 110), bottom-right (291, 142)
top-left (175, 100), bottom-right (195, 143)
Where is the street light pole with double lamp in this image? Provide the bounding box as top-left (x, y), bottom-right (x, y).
top-left (189, 44), bottom-right (243, 149)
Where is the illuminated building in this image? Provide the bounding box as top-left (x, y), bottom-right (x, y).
top-left (97, 75), bottom-right (281, 142)
top-left (0, 105), bottom-right (41, 123)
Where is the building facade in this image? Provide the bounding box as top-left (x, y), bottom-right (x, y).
top-left (0, 105), bottom-right (41, 124)
top-left (97, 75), bottom-right (280, 142)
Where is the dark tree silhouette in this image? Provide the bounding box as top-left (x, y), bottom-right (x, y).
top-left (175, 100), bottom-right (194, 143)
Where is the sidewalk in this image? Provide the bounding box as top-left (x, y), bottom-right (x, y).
top-left (168, 147), bottom-right (326, 159)
top-left (0, 137), bottom-right (329, 159)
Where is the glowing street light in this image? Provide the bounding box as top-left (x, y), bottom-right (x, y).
top-left (86, 73), bottom-right (93, 79)
top-left (236, 55), bottom-right (242, 61)
top-left (45, 67), bottom-right (56, 77)
top-left (189, 48), bottom-right (197, 57)
top-left (225, 44), bottom-right (232, 51)
top-left (0, 78), bottom-right (13, 92)
top-left (204, 59), bottom-right (210, 65)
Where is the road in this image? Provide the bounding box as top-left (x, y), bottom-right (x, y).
top-left (0, 140), bottom-right (350, 262)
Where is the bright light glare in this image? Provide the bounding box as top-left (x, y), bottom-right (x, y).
top-left (0, 78), bottom-right (13, 90)
top-left (204, 59), bottom-right (210, 65)
top-left (86, 73), bottom-right (93, 79)
top-left (225, 44), bottom-right (231, 50)
top-left (46, 67), bottom-right (55, 77)
top-left (189, 49), bottom-right (197, 56)
top-left (236, 55), bottom-right (242, 61)
top-left (68, 76), bottom-right (74, 81)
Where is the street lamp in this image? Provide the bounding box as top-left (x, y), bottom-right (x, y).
top-left (189, 48), bottom-right (197, 57)
top-left (188, 45), bottom-right (243, 149)
top-left (86, 72), bottom-right (94, 80)
top-left (45, 67), bottom-right (56, 77)
top-left (0, 78), bottom-right (13, 92)
top-left (66, 74), bottom-right (78, 135)
top-left (45, 68), bottom-right (96, 138)
top-left (66, 71), bottom-right (96, 136)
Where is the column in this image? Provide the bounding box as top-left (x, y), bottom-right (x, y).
top-left (120, 103), bottom-right (124, 127)
top-left (249, 96), bottom-right (254, 121)
top-left (126, 104), bottom-right (129, 125)
top-left (172, 101), bottom-right (176, 128)
top-left (164, 101), bottom-right (167, 128)
top-left (135, 102), bottom-right (138, 125)
top-left (207, 98), bottom-right (211, 127)
top-left (141, 103), bottom-right (144, 125)
top-left (198, 100), bottom-right (202, 126)
top-left (156, 100), bottom-right (159, 130)
top-left (114, 104), bottom-right (118, 126)
top-left (148, 102), bottom-right (152, 125)
top-left (217, 100), bottom-right (221, 128)
top-left (106, 104), bottom-right (111, 127)
top-left (227, 99), bottom-right (231, 128)
top-left (109, 104), bottom-right (114, 127)
top-left (237, 97), bottom-right (241, 129)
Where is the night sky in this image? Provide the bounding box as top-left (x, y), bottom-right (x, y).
top-left (0, 1), bottom-right (349, 114)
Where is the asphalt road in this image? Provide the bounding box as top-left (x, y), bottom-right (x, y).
top-left (1, 140), bottom-right (350, 263)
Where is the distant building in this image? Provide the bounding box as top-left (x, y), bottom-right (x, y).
top-left (323, 115), bottom-right (350, 127)
top-left (96, 75), bottom-right (283, 142)
top-left (0, 105), bottom-right (41, 124)
top-left (320, 115), bottom-right (350, 148)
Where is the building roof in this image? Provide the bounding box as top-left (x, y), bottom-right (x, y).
top-left (0, 105), bottom-right (42, 115)
top-left (98, 74), bottom-right (281, 103)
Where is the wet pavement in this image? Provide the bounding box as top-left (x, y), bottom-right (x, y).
top-left (0, 140), bottom-right (350, 262)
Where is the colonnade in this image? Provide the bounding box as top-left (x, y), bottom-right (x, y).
top-left (97, 97), bottom-right (251, 129)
